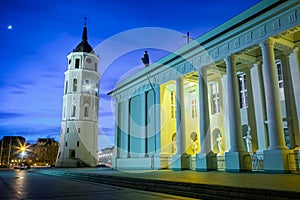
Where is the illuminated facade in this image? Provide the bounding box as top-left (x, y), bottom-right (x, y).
top-left (56, 22), bottom-right (100, 167)
top-left (110, 0), bottom-right (300, 173)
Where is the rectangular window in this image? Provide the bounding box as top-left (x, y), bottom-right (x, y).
top-left (276, 60), bottom-right (285, 101)
top-left (71, 106), bottom-right (76, 117)
top-left (65, 142), bottom-right (68, 147)
top-left (65, 81), bottom-right (68, 94)
top-left (73, 79), bottom-right (77, 92)
top-left (75, 59), bottom-right (80, 69)
top-left (211, 83), bottom-right (220, 114)
top-left (78, 128), bottom-right (80, 133)
top-left (77, 141), bottom-right (79, 147)
top-left (190, 90), bottom-right (197, 118)
top-left (67, 128), bottom-right (69, 133)
top-left (69, 149), bottom-right (75, 158)
top-left (170, 91), bottom-right (176, 119)
top-left (84, 106), bottom-right (89, 117)
top-left (94, 63), bottom-right (97, 71)
top-left (238, 73), bottom-right (248, 108)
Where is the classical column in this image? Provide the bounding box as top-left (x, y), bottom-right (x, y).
top-left (292, 48), bottom-right (300, 149)
top-left (244, 68), bottom-right (258, 152)
top-left (251, 62), bottom-right (269, 153)
top-left (127, 98), bottom-right (131, 158)
top-left (225, 55), bottom-right (244, 152)
top-left (260, 39), bottom-right (287, 150)
top-left (196, 68), bottom-right (216, 171)
top-left (176, 76), bottom-right (186, 154)
top-left (224, 55), bottom-right (248, 172)
top-left (260, 39), bottom-right (290, 173)
top-left (153, 85), bottom-right (162, 170)
top-left (279, 53), bottom-right (299, 149)
top-left (172, 76), bottom-right (190, 170)
top-left (112, 100), bottom-right (120, 168)
top-left (154, 86), bottom-right (161, 154)
top-left (141, 92), bottom-right (147, 157)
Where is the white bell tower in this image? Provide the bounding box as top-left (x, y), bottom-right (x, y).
top-left (56, 21), bottom-right (100, 167)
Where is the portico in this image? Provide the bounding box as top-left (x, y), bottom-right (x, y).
top-left (109, 0), bottom-right (300, 173)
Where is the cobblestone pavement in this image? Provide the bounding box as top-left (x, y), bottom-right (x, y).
top-left (0, 169), bottom-right (196, 200)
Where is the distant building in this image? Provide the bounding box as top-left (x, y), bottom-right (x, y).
top-left (32, 138), bottom-right (59, 166)
top-left (98, 147), bottom-right (114, 166)
top-left (0, 136), bottom-right (26, 166)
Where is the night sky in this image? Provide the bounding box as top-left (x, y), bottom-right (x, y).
top-left (0, 0), bottom-right (261, 149)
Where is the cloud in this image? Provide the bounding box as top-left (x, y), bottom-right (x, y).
top-left (0, 112), bottom-right (25, 120)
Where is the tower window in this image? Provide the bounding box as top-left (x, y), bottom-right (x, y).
top-left (73, 78), bottom-right (77, 92)
top-left (238, 73), bottom-right (248, 109)
top-left (95, 63), bottom-right (97, 71)
top-left (65, 81), bottom-right (68, 94)
top-left (84, 105), bottom-right (89, 117)
top-left (170, 91), bottom-right (176, 119)
top-left (75, 59), bottom-right (80, 69)
top-left (77, 141), bottom-right (79, 147)
top-left (78, 128), bottom-right (80, 133)
top-left (65, 142), bottom-right (68, 147)
top-left (63, 107), bottom-right (66, 118)
top-left (67, 128), bottom-right (69, 133)
top-left (71, 105), bottom-right (76, 117)
top-left (69, 149), bottom-right (75, 158)
top-left (211, 83), bottom-right (220, 114)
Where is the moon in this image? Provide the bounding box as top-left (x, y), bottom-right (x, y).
top-left (7, 25), bottom-right (13, 30)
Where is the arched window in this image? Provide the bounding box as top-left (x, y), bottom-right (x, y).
top-left (73, 78), bottom-right (77, 92)
top-left (84, 105), bottom-right (89, 117)
top-left (65, 81), bottom-right (68, 94)
top-left (77, 141), bottom-right (79, 147)
top-left (71, 105), bottom-right (76, 117)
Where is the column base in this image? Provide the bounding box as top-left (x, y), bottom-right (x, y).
top-left (172, 153), bottom-right (190, 171)
top-left (264, 149), bottom-right (292, 173)
top-left (196, 152), bottom-right (217, 171)
top-left (112, 157), bottom-right (117, 169)
top-left (225, 151), bottom-right (250, 172)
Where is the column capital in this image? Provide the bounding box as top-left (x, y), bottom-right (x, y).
top-left (224, 54), bottom-right (236, 64)
top-left (259, 38), bottom-right (276, 48)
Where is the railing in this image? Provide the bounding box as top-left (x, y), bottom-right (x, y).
top-left (289, 152), bottom-right (300, 173)
top-left (250, 153), bottom-right (264, 172)
top-left (217, 155), bottom-right (226, 171)
top-left (190, 156), bottom-right (196, 170)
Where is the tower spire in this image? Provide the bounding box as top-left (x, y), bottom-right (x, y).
top-left (82, 16), bottom-right (88, 41)
top-left (74, 17), bottom-right (93, 53)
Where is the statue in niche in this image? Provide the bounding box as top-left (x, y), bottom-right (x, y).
top-left (190, 132), bottom-right (198, 155)
top-left (171, 133), bottom-right (177, 154)
top-left (243, 126), bottom-right (252, 153)
top-left (216, 132), bottom-right (224, 156)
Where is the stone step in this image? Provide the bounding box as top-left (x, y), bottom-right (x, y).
top-left (32, 169), bottom-right (300, 200)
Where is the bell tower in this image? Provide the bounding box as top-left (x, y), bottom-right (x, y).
top-left (56, 21), bottom-right (100, 167)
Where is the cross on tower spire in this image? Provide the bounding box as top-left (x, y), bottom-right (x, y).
top-left (84, 16), bottom-right (88, 26)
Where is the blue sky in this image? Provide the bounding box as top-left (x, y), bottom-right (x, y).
top-left (0, 0), bottom-right (261, 149)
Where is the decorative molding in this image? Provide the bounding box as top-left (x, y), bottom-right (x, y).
top-left (272, 18), bottom-right (281, 30)
top-left (246, 32), bottom-right (253, 43)
top-left (112, 3), bottom-right (300, 99)
top-left (289, 10), bottom-right (298, 24)
top-left (234, 38), bottom-right (240, 48)
top-left (258, 26), bottom-right (266, 37)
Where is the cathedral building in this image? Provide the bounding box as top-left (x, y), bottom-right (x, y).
top-left (109, 0), bottom-right (300, 173)
top-left (56, 22), bottom-right (100, 167)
